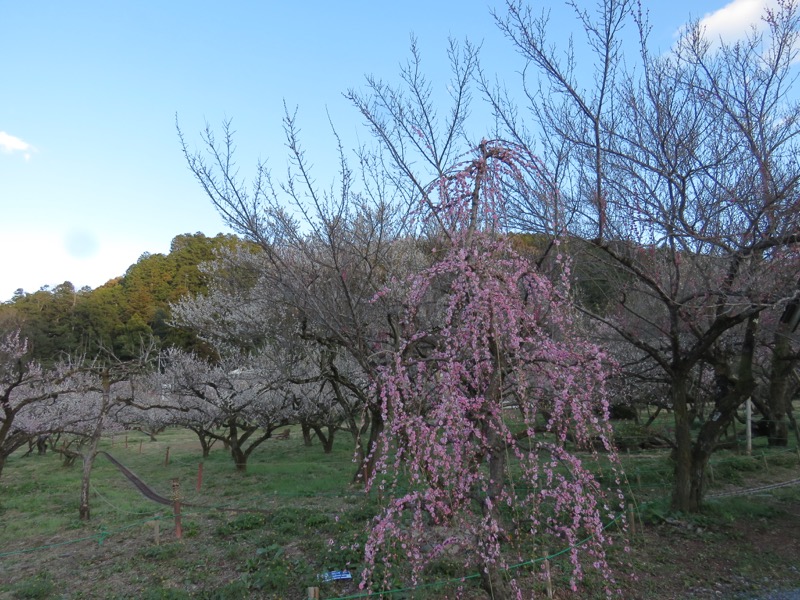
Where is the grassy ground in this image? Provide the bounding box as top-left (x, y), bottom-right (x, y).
top-left (0, 427), bottom-right (799, 599)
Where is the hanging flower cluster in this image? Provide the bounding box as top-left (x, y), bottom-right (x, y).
top-left (361, 141), bottom-right (624, 598)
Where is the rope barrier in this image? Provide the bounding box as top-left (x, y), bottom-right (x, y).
top-left (90, 481), bottom-right (165, 516)
top-left (707, 477), bottom-right (800, 499)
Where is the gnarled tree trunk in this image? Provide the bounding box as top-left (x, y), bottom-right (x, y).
top-left (767, 294), bottom-right (800, 446)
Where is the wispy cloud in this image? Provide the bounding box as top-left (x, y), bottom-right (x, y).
top-left (0, 131), bottom-right (35, 160)
top-left (697, 0), bottom-right (777, 44)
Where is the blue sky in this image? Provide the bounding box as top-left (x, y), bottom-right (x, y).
top-left (0, 0), bottom-right (779, 302)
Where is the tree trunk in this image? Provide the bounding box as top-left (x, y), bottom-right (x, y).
top-left (322, 426), bottom-right (335, 453)
top-left (352, 407), bottom-right (383, 485)
top-left (301, 421), bottom-right (313, 447)
top-left (480, 563), bottom-right (511, 600)
top-left (686, 395), bottom-right (750, 512)
top-left (312, 425), bottom-right (335, 454)
top-left (478, 458), bottom-right (511, 599)
top-left (673, 314), bottom-right (758, 512)
top-left (344, 412), bottom-right (361, 444)
top-left (79, 451), bottom-right (95, 520)
top-left (0, 431), bottom-right (31, 480)
top-left (225, 422), bottom-right (247, 471)
top-left (80, 373), bottom-right (113, 520)
top-left (767, 295), bottom-right (799, 446)
top-left (231, 447), bottom-right (247, 471)
top-left (685, 425), bottom-right (721, 514)
top-left (671, 377), bottom-right (695, 511)
top-left (478, 400), bottom-right (511, 600)
top-left (230, 441), bottom-right (247, 471)
top-left (193, 428), bottom-right (215, 458)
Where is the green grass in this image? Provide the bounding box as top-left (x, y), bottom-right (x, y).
top-left (0, 429), bottom-right (385, 599)
top-left (1, 425), bottom-right (799, 599)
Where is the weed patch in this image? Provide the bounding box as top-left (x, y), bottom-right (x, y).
top-left (215, 513), bottom-right (267, 536)
top-left (9, 573), bottom-right (54, 600)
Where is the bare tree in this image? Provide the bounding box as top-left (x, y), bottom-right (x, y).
top-left (176, 43), bottom-right (477, 481)
top-left (490, 0), bottom-right (800, 511)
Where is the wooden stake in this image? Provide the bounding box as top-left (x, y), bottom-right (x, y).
top-left (306, 587), bottom-right (320, 600)
top-left (164, 446), bottom-right (170, 467)
top-left (172, 479), bottom-right (182, 540)
top-left (196, 462), bottom-right (204, 492)
top-left (746, 397), bottom-right (753, 456)
top-left (628, 504), bottom-right (636, 536)
top-left (543, 549), bottom-right (553, 599)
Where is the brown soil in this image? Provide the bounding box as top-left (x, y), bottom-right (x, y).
top-left (612, 494), bottom-right (800, 599)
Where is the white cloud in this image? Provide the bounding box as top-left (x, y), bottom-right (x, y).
top-left (697, 0), bottom-right (777, 44)
top-left (0, 131), bottom-right (34, 160)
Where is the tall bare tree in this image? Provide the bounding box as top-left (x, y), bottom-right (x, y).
top-left (490, 0), bottom-right (800, 511)
top-left (177, 40), bottom-right (478, 482)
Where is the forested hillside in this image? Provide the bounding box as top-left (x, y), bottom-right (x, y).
top-left (0, 233), bottom-right (241, 362)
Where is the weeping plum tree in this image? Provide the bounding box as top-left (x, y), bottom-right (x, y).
top-left (361, 142), bottom-right (623, 599)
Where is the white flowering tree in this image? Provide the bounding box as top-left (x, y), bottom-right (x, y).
top-left (0, 330), bottom-right (79, 479)
top-left (163, 347), bottom-right (294, 470)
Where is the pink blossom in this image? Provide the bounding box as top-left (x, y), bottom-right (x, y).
top-left (360, 141), bottom-right (625, 597)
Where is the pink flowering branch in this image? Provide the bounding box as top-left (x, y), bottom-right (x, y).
top-left (361, 142), bottom-right (625, 599)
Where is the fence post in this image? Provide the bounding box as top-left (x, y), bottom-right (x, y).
top-left (306, 587), bottom-right (320, 599)
top-left (197, 463), bottom-right (204, 492)
top-left (543, 549), bottom-right (553, 599)
top-left (746, 397), bottom-right (752, 456)
top-left (165, 446), bottom-right (170, 467)
top-left (627, 504), bottom-right (637, 537)
top-left (172, 478), bottom-right (182, 540)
